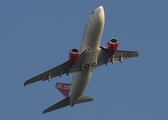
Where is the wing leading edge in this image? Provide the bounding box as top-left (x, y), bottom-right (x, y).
top-left (24, 50), bottom-right (87, 86)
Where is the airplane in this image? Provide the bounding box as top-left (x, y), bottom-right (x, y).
top-left (24, 6), bottom-right (138, 114)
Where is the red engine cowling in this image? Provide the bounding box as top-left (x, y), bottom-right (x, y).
top-left (107, 38), bottom-right (118, 55)
top-left (69, 48), bottom-right (80, 65)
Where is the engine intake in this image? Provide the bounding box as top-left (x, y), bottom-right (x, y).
top-left (107, 38), bottom-right (118, 55)
top-left (69, 48), bottom-right (80, 65)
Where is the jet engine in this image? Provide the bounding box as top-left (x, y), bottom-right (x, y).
top-left (107, 38), bottom-right (118, 55)
top-left (69, 48), bottom-right (80, 65)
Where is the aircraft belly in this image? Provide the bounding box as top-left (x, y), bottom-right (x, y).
top-left (69, 7), bottom-right (104, 106)
top-left (69, 50), bottom-right (99, 106)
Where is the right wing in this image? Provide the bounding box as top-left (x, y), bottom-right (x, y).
top-left (24, 50), bottom-right (87, 86)
top-left (97, 46), bottom-right (138, 67)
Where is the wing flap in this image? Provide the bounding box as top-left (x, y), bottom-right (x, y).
top-left (114, 50), bottom-right (138, 59)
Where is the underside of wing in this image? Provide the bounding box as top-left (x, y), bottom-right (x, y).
top-left (24, 61), bottom-right (69, 86)
top-left (97, 46), bottom-right (138, 67)
top-left (24, 49), bottom-right (87, 86)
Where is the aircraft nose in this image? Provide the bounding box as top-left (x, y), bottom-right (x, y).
top-left (93, 6), bottom-right (104, 22)
top-left (96, 6), bottom-right (104, 13)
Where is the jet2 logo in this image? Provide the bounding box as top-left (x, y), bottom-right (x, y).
top-left (56, 83), bottom-right (70, 90)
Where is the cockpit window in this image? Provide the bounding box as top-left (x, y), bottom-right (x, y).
top-left (91, 11), bottom-right (94, 14)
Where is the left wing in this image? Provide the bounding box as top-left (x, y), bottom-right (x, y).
top-left (24, 50), bottom-right (87, 86)
top-left (97, 46), bottom-right (138, 67)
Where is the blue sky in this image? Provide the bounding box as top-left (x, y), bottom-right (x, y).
top-left (1, 0), bottom-right (168, 120)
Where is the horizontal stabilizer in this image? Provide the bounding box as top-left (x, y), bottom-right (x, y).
top-left (43, 97), bottom-right (70, 114)
top-left (43, 95), bottom-right (93, 114)
top-left (77, 95), bottom-right (93, 104)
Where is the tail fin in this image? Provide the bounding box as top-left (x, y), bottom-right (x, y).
top-left (56, 82), bottom-right (70, 97)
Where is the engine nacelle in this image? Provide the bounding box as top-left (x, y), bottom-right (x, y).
top-left (107, 38), bottom-right (118, 55)
top-left (69, 48), bottom-right (80, 65)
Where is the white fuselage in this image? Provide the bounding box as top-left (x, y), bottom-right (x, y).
top-left (69, 6), bottom-right (105, 106)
